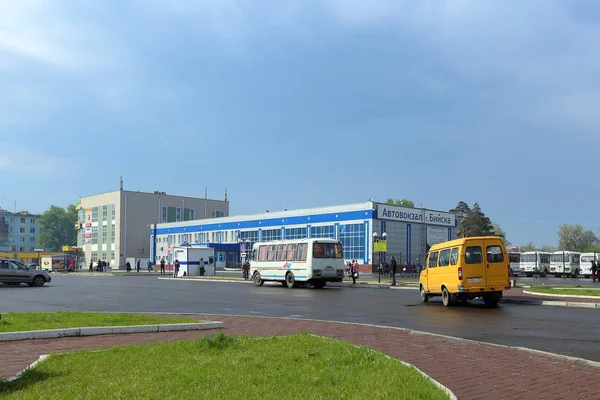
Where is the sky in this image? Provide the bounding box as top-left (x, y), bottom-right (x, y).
top-left (1, 0), bottom-right (599, 247)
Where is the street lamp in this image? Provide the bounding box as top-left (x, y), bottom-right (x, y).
top-left (373, 232), bottom-right (387, 283)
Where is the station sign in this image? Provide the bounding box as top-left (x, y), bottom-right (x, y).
top-left (377, 204), bottom-right (456, 227)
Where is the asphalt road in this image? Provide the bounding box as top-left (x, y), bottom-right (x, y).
top-left (1, 275), bottom-right (599, 362)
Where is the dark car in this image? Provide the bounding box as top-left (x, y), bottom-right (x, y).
top-left (0, 257), bottom-right (52, 287)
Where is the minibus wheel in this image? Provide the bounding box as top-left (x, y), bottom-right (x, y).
top-left (419, 285), bottom-right (429, 303)
top-left (253, 272), bottom-right (264, 287)
top-left (285, 272), bottom-right (296, 288)
top-left (442, 287), bottom-right (453, 307)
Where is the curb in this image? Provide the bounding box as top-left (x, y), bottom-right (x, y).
top-left (523, 289), bottom-right (600, 300)
top-left (6, 355), bottom-right (48, 382)
top-left (0, 322), bottom-right (223, 342)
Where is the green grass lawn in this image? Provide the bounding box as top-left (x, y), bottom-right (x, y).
top-left (0, 333), bottom-right (449, 400)
top-left (527, 288), bottom-right (600, 297)
top-left (0, 312), bottom-right (197, 333)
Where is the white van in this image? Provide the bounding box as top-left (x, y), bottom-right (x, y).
top-left (579, 253), bottom-right (598, 278)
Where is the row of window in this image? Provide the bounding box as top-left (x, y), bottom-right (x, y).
top-left (428, 246), bottom-right (504, 268)
top-left (90, 250), bottom-right (115, 263)
top-left (0, 217), bottom-right (37, 224)
top-left (5, 246), bottom-right (36, 252)
top-left (89, 205), bottom-right (116, 223)
top-left (257, 243), bottom-right (309, 262)
top-left (6, 227), bottom-right (36, 233)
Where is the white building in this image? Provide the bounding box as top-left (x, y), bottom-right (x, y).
top-left (76, 188), bottom-right (229, 268)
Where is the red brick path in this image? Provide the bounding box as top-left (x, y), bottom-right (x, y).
top-left (1, 315), bottom-right (599, 400)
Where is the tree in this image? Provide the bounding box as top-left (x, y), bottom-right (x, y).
top-left (519, 241), bottom-right (536, 252)
top-left (557, 224), bottom-right (598, 251)
top-left (38, 205), bottom-right (78, 251)
top-left (450, 202), bottom-right (494, 238)
top-left (492, 223), bottom-right (510, 246)
top-left (539, 244), bottom-right (556, 253)
top-left (385, 198), bottom-right (415, 207)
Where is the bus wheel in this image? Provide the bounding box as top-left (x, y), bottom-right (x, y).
top-left (285, 272), bottom-right (296, 289)
top-left (253, 272), bottom-right (264, 287)
top-left (313, 280), bottom-right (326, 289)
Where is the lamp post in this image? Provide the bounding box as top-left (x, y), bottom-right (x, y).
top-left (373, 232), bottom-right (387, 283)
top-left (34, 248), bottom-right (43, 270)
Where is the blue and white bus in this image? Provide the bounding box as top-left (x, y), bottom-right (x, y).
top-left (250, 238), bottom-right (345, 289)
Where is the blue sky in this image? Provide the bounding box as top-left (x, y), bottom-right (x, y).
top-left (1, 0), bottom-right (599, 247)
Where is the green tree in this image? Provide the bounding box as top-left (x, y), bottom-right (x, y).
top-left (450, 201), bottom-right (471, 226)
top-left (519, 242), bottom-right (537, 252)
top-left (38, 205), bottom-right (78, 251)
top-left (384, 198), bottom-right (415, 207)
top-left (492, 223), bottom-right (510, 246)
top-left (557, 224), bottom-right (598, 251)
top-left (539, 244), bottom-right (556, 252)
top-left (450, 202), bottom-right (494, 238)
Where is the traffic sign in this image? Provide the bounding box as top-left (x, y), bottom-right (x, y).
top-left (240, 243), bottom-right (247, 252)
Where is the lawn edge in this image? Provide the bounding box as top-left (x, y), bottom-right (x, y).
top-left (0, 321), bottom-right (223, 342)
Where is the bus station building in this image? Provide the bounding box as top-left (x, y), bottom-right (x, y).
top-left (153, 201), bottom-right (457, 271)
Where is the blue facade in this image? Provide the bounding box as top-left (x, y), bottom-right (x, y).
top-left (0, 210), bottom-right (40, 253)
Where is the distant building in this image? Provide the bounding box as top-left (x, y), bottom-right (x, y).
top-left (0, 209), bottom-right (41, 253)
top-left (76, 189), bottom-right (229, 268)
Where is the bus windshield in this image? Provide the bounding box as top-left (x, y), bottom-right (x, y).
top-left (313, 242), bottom-right (343, 259)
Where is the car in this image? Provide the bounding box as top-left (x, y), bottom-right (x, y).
top-left (0, 257), bottom-right (52, 287)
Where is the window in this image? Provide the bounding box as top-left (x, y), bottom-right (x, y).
top-left (92, 226), bottom-right (98, 244)
top-left (465, 246), bottom-right (483, 264)
top-left (102, 205), bottom-right (108, 220)
top-left (20, 237), bottom-right (25, 242)
top-left (211, 211), bottom-right (224, 218)
top-left (19, 247), bottom-right (24, 252)
top-left (111, 250), bottom-right (115, 262)
top-left (92, 207), bottom-right (98, 222)
top-left (102, 251), bottom-right (107, 261)
top-left (262, 229), bottom-right (281, 242)
top-left (10, 217), bottom-right (15, 222)
top-left (313, 242), bottom-right (343, 258)
top-left (428, 252), bottom-right (439, 268)
top-left (285, 227), bottom-right (308, 240)
top-left (286, 244), bottom-right (296, 260)
top-left (339, 223), bottom-right (365, 262)
top-left (20, 227), bottom-right (25, 233)
top-left (91, 252), bottom-right (98, 263)
top-left (176, 208), bottom-right (181, 222)
top-left (30, 218), bottom-right (36, 224)
top-left (102, 225), bottom-right (107, 244)
top-left (267, 245), bottom-right (276, 261)
top-left (296, 243), bottom-right (308, 261)
top-left (30, 237), bottom-right (35, 242)
top-left (450, 248), bottom-right (459, 265)
top-left (30, 227), bottom-right (35, 233)
top-left (20, 217), bottom-right (26, 223)
top-left (276, 244), bottom-right (286, 261)
top-left (486, 246), bottom-right (504, 263)
top-left (112, 204), bottom-right (116, 220)
top-left (111, 224), bottom-right (115, 244)
top-left (190, 209), bottom-right (195, 220)
top-left (438, 249), bottom-right (450, 267)
top-left (9, 227), bottom-right (14, 233)
top-left (162, 207), bottom-right (167, 223)
top-left (310, 225), bottom-right (336, 239)
top-left (258, 246), bottom-right (268, 261)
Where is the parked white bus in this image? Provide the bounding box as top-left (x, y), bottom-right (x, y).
top-left (508, 252), bottom-right (521, 276)
top-left (550, 251), bottom-right (581, 277)
top-left (249, 238), bottom-right (345, 289)
top-left (579, 253), bottom-right (598, 278)
top-left (519, 251), bottom-right (551, 277)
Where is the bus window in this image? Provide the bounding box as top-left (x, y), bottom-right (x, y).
top-left (465, 247), bottom-right (482, 264)
top-left (258, 246), bottom-right (267, 261)
top-left (286, 244), bottom-right (295, 260)
top-left (276, 244), bottom-right (285, 261)
top-left (267, 245), bottom-right (276, 261)
top-left (297, 243), bottom-right (308, 261)
top-left (313, 242), bottom-right (343, 258)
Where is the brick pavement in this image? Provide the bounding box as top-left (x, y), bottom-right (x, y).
top-left (1, 315), bottom-right (599, 399)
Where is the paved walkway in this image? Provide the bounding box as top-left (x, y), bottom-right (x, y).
top-left (1, 315), bottom-right (599, 399)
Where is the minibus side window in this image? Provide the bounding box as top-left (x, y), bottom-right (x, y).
top-left (465, 246), bottom-right (482, 264)
top-left (428, 252), bottom-right (439, 268)
top-left (450, 248), bottom-right (459, 265)
top-left (485, 246), bottom-right (504, 263)
top-left (438, 249), bottom-right (450, 267)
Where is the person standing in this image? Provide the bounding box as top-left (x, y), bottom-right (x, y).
top-left (136, 259), bottom-right (140, 273)
top-left (160, 258), bottom-right (165, 274)
top-left (390, 256), bottom-right (397, 286)
top-left (147, 259), bottom-right (152, 272)
top-left (89, 260), bottom-right (93, 273)
top-left (592, 259), bottom-right (598, 283)
top-left (174, 259), bottom-right (180, 277)
top-left (126, 260), bottom-right (131, 272)
top-left (351, 259), bottom-right (359, 284)
top-left (200, 258), bottom-right (205, 276)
